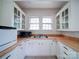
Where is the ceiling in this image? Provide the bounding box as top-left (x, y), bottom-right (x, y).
top-left (15, 0), bottom-right (68, 9)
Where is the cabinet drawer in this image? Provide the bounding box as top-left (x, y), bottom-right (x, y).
top-left (6, 55), bottom-right (11, 59)
top-left (62, 43), bottom-right (72, 52)
top-left (1, 47), bottom-right (17, 59)
top-left (1, 53), bottom-right (12, 59)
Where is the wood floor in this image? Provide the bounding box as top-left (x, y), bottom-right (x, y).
top-left (24, 56), bottom-right (57, 59)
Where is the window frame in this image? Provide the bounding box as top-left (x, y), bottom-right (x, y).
top-left (42, 17), bottom-right (52, 30)
top-left (29, 17), bottom-right (52, 30)
top-left (29, 17), bottom-right (40, 30)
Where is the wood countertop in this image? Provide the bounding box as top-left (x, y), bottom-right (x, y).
top-left (0, 38), bottom-right (25, 57)
top-left (49, 36), bottom-right (79, 52)
top-left (0, 35), bottom-right (79, 57)
top-left (0, 43), bottom-right (17, 57)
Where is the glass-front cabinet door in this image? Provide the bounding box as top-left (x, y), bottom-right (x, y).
top-left (56, 15), bottom-right (60, 29)
top-left (61, 8), bottom-right (69, 29)
top-left (22, 14), bottom-right (25, 29)
top-left (14, 7), bottom-right (21, 29)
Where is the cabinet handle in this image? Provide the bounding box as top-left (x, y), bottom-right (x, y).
top-left (63, 57), bottom-right (66, 59)
top-left (64, 47), bottom-right (68, 50)
top-left (64, 52), bottom-right (68, 56)
top-left (6, 55), bottom-right (11, 59)
top-left (18, 44), bottom-right (22, 46)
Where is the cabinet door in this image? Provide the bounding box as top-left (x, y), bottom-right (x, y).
top-left (22, 14), bottom-right (25, 29)
top-left (1, 48), bottom-right (17, 59)
top-left (62, 43), bottom-right (77, 59)
top-left (56, 42), bottom-right (64, 59)
top-left (49, 40), bottom-right (57, 55)
top-left (16, 42), bottom-right (25, 59)
top-left (69, 50), bottom-right (77, 59)
top-left (61, 8), bottom-right (69, 29)
top-left (77, 53), bottom-right (79, 59)
top-left (56, 15), bottom-right (60, 29)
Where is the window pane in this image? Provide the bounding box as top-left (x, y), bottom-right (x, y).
top-left (30, 24), bottom-right (39, 30)
top-left (42, 18), bottom-right (52, 23)
top-left (42, 24), bottom-right (52, 30)
top-left (30, 18), bottom-right (39, 23)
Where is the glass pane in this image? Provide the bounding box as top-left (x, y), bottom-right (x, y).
top-left (22, 25), bottom-right (25, 29)
top-left (14, 7), bottom-right (17, 15)
top-left (18, 11), bottom-right (20, 16)
top-left (65, 16), bottom-right (68, 22)
top-left (62, 23), bottom-right (65, 29)
top-left (42, 24), bottom-right (52, 30)
top-left (42, 18), bottom-right (52, 23)
top-left (30, 24), bottom-right (39, 30)
top-left (62, 17), bottom-right (64, 22)
top-left (65, 23), bottom-right (68, 29)
top-left (30, 18), bottom-right (39, 23)
top-left (65, 8), bottom-right (68, 15)
top-left (56, 15), bottom-right (60, 24)
top-left (22, 15), bottom-right (25, 19)
top-left (62, 11), bottom-right (64, 17)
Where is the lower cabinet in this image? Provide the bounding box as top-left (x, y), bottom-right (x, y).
top-left (0, 40), bottom-right (79, 59)
top-left (68, 49), bottom-right (77, 59)
top-left (57, 42), bottom-right (78, 59)
top-left (16, 43), bottom-right (25, 59)
top-left (56, 42), bottom-right (64, 59)
top-left (77, 53), bottom-right (79, 59)
top-left (1, 42), bottom-right (25, 59)
top-left (1, 48), bottom-right (17, 59)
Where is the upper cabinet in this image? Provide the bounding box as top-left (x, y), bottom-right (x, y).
top-left (0, 0), bottom-right (26, 29)
top-left (14, 3), bottom-right (25, 30)
top-left (22, 14), bottom-right (25, 29)
top-left (0, 0), bottom-right (14, 26)
top-left (56, 0), bottom-right (79, 31)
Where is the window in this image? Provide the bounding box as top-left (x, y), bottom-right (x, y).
top-left (30, 24), bottom-right (39, 30)
top-left (42, 18), bottom-right (52, 23)
top-left (29, 17), bottom-right (52, 30)
top-left (42, 24), bottom-right (52, 30)
top-left (29, 18), bottom-right (39, 30)
top-left (30, 18), bottom-right (39, 23)
top-left (42, 18), bottom-right (52, 30)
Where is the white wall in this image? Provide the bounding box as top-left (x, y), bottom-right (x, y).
top-left (0, 0), bottom-right (14, 27)
top-left (23, 8), bottom-right (60, 34)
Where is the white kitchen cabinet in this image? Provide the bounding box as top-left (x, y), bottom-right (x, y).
top-left (57, 42), bottom-right (78, 59)
top-left (0, 0), bottom-right (25, 29)
top-left (14, 3), bottom-right (25, 30)
top-left (15, 41), bottom-right (26, 59)
top-left (1, 48), bottom-right (17, 59)
top-left (56, 4), bottom-right (69, 30)
top-left (56, 42), bottom-right (64, 59)
top-left (56, 42), bottom-right (60, 59)
top-left (0, 0), bottom-right (14, 26)
top-left (56, 15), bottom-right (60, 29)
top-left (0, 28), bottom-right (17, 52)
top-left (49, 40), bottom-right (57, 56)
top-left (24, 40), bottom-right (57, 56)
top-left (69, 50), bottom-right (77, 59)
top-left (56, 0), bottom-right (79, 31)
top-left (77, 53), bottom-right (79, 59)
top-left (15, 47), bottom-right (25, 59)
top-left (63, 45), bottom-right (77, 59)
top-left (0, 41), bottom-right (26, 59)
